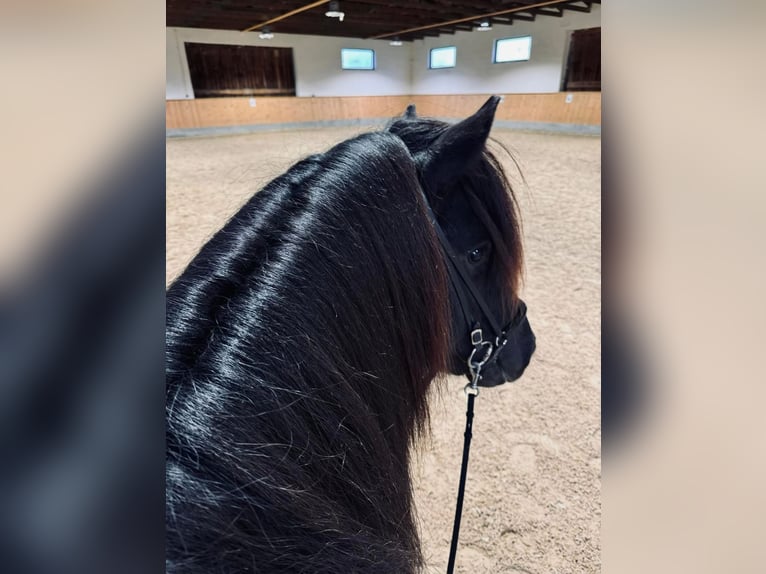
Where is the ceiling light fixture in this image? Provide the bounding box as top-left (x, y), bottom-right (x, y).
top-left (258, 26), bottom-right (274, 39)
top-left (389, 37), bottom-right (403, 46)
top-left (325, 1), bottom-right (345, 21)
top-left (477, 19), bottom-right (492, 31)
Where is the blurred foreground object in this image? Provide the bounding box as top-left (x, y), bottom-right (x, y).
top-left (602, 135), bottom-right (648, 448)
top-left (0, 129), bottom-right (165, 574)
top-left (604, 0), bottom-right (766, 572)
top-left (0, 3), bottom-right (164, 570)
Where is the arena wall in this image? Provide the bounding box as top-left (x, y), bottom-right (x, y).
top-left (166, 7), bottom-right (600, 134)
top-left (166, 92), bottom-right (600, 135)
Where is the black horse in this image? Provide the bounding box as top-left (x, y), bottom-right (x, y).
top-left (166, 96), bottom-right (536, 573)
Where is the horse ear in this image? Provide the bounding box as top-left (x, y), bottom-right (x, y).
top-left (420, 95), bottom-right (501, 191)
top-left (404, 104), bottom-right (417, 118)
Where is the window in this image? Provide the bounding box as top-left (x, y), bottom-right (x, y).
top-left (341, 48), bottom-right (375, 70)
top-left (429, 46), bottom-right (456, 69)
top-left (493, 36), bottom-right (532, 63)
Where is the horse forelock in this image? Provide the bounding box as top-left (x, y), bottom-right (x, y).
top-left (387, 116), bottom-right (525, 312)
top-left (468, 147), bottom-right (525, 311)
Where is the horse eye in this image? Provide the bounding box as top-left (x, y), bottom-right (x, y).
top-left (467, 246), bottom-right (486, 264)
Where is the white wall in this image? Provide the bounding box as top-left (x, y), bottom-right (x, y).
top-left (167, 27), bottom-right (413, 99)
top-left (166, 5), bottom-right (599, 100)
top-left (411, 5), bottom-right (601, 95)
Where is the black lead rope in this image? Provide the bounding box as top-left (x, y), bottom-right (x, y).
top-left (446, 390), bottom-right (477, 574)
top-left (444, 301), bottom-right (527, 574)
top-left (418, 187), bottom-right (527, 574)
top-left (445, 330), bottom-right (490, 574)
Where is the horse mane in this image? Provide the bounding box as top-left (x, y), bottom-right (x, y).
top-left (166, 113), bottom-right (524, 573)
top-left (166, 131), bottom-right (450, 573)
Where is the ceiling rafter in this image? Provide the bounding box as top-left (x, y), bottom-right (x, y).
top-left (369, 0), bottom-right (574, 39)
top-left (562, 2), bottom-right (593, 13)
top-left (165, 0), bottom-right (598, 41)
top-left (507, 12), bottom-right (536, 21)
top-left (535, 7), bottom-right (564, 17)
top-left (242, 0), bottom-right (329, 33)
top-left (349, 0), bottom-right (474, 19)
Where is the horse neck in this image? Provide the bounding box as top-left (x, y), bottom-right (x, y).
top-left (166, 137), bottom-right (450, 571)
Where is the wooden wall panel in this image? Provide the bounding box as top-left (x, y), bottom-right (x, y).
top-left (166, 93), bottom-right (601, 130)
top-left (167, 96), bottom-right (412, 129)
top-left (185, 43), bottom-right (296, 98)
top-left (563, 27), bottom-right (601, 91)
top-left (410, 93), bottom-right (601, 126)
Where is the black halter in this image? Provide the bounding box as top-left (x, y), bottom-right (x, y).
top-left (420, 193), bottom-right (527, 381)
top-left (420, 190), bottom-right (527, 574)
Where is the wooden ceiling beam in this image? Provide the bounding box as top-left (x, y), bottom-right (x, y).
top-left (266, 9), bottom-right (426, 28)
top-left (277, 25), bottom-right (401, 36)
top-left (353, 0), bottom-right (527, 24)
top-left (369, 0), bottom-right (573, 39)
top-left (171, 0), bottom-right (599, 39)
top-left (242, 0), bottom-right (330, 33)
top-left (561, 1), bottom-right (592, 13)
top-left (281, 5), bottom-right (477, 37)
top-left (287, 14), bottom-right (433, 28)
top-left (347, 0), bottom-right (471, 20)
top-left (394, 33), bottom-right (439, 40)
top-left (355, 0), bottom-right (475, 11)
top-left (535, 7), bottom-right (564, 17)
top-left (435, 0), bottom-right (500, 10)
top-left (283, 5), bottom-right (470, 31)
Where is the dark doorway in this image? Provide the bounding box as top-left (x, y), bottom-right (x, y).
top-left (562, 27), bottom-right (601, 91)
top-left (185, 43), bottom-right (296, 98)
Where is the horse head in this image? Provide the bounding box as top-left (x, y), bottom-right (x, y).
top-left (390, 97), bottom-right (536, 387)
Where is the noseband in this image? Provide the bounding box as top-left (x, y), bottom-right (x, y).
top-left (420, 189), bottom-right (527, 574)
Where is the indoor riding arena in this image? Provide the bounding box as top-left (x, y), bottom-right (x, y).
top-left (167, 2), bottom-right (601, 573)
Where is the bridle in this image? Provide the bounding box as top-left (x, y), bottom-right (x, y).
top-left (432, 209), bottom-right (528, 382)
top-left (420, 189), bottom-right (528, 574)
top-left (420, 189), bottom-right (528, 385)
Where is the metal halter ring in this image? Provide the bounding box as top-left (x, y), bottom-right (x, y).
top-left (467, 341), bottom-right (493, 376)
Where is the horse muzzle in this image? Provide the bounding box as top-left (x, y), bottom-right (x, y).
top-left (476, 315), bottom-right (536, 387)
